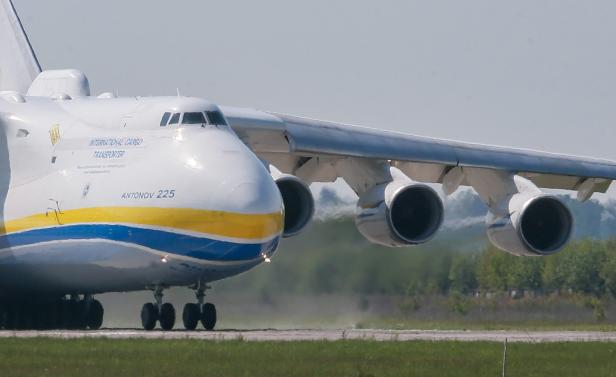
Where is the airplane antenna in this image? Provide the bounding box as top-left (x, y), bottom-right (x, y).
top-left (176, 88), bottom-right (181, 97)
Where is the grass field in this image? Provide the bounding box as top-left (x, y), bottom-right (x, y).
top-left (0, 338), bottom-right (615, 377)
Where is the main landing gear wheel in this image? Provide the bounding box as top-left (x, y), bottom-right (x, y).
top-left (34, 304), bottom-right (48, 330)
top-left (0, 295), bottom-right (105, 330)
top-left (86, 299), bottom-right (104, 330)
top-left (159, 303), bottom-right (175, 331)
top-left (201, 303), bottom-right (217, 330)
top-left (69, 300), bottom-right (87, 330)
top-left (59, 300), bottom-right (73, 329)
top-left (141, 303), bottom-right (158, 331)
top-left (182, 303), bottom-right (200, 330)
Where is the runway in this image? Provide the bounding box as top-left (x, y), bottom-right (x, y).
top-left (1, 329), bottom-right (616, 342)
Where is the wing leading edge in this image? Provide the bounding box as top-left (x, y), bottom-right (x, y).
top-left (222, 106), bottom-right (615, 195)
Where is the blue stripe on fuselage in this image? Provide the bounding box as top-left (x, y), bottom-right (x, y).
top-left (0, 224), bottom-right (279, 262)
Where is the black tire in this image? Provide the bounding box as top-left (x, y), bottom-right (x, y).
top-left (0, 305), bottom-right (7, 329)
top-left (182, 303), bottom-right (199, 330)
top-left (201, 303), bottom-right (217, 331)
top-left (47, 301), bottom-right (61, 330)
top-left (159, 303), bottom-right (175, 331)
top-left (34, 303), bottom-right (49, 330)
top-left (86, 300), bottom-right (104, 330)
top-left (59, 300), bottom-right (73, 330)
top-left (141, 303), bottom-right (158, 330)
top-left (4, 304), bottom-right (16, 330)
top-left (16, 303), bottom-right (30, 330)
top-left (69, 301), bottom-right (87, 330)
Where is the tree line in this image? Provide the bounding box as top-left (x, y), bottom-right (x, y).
top-left (217, 219), bottom-right (616, 298)
top-left (455, 239), bottom-right (616, 297)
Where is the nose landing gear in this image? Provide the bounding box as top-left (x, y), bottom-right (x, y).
top-left (140, 284), bottom-right (217, 331)
top-left (201, 302), bottom-right (217, 330)
top-left (182, 285), bottom-right (217, 331)
top-left (141, 287), bottom-right (176, 331)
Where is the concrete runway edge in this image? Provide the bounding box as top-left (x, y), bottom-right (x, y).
top-left (1, 329), bottom-right (616, 342)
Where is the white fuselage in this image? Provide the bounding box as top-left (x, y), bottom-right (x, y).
top-left (0, 95), bottom-right (284, 295)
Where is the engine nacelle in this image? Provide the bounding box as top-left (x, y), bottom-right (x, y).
top-left (272, 173), bottom-right (315, 238)
top-left (355, 180), bottom-right (444, 247)
top-left (487, 193), bottom-right (573, 256)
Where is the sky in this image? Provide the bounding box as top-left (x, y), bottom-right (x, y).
top-left (13, 0), bottom-right (616, 178)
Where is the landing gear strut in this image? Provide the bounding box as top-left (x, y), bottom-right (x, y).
top-left (141, 287), bottom-right (175, 331)
top-left (182, 285), bottom-right (217, 331)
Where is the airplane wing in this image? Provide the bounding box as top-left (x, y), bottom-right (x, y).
top-left (221, 106), bottom-right (616, 197)
top-left (0, 0), bottom-right (41, 93)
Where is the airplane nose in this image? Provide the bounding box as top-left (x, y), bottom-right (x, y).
top-left (173, 128), bottom-right (284, 240)
top-left (207, 133), bottom-right (284, 235)
top-left (205, 139), bottom-right (282, 215)
top-left (227, 180), bottom-right (282, 215)
top-left (223, 174), bottom-right (284, 245)
top-left (149, 128), bottom-right (285, 262)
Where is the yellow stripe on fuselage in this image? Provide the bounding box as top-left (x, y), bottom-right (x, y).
top-left (3, 207), bottom-right (284, 240)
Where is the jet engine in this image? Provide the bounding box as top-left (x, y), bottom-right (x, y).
top-left (273, 174), bottom-right (315, 238)
top-left (487, 193), bottom-right (573, 256)
top-left (355, 180), bottom-right (444, 247)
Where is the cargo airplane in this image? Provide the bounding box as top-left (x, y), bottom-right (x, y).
top-left (1, 0), bottom-right (615, 331)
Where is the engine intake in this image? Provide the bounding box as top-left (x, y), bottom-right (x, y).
top-left (274, 175), bottom-right (315, 238)
top-left (356, 181), bottom-right (444, 247)
top-left (487, 194), bottom-right (573, 256)
top-left (519, 196), bottom-right (573, 254)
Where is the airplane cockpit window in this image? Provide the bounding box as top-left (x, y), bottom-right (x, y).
top-left (160, 112), bottom-right (171, 127)
top-left (163, 111), bottom-right (227, 128)
top-left (205, 111), bottom-right (228, 126)
top-left (182, 112), bottom-right (207, 125)
top-left (168, 113), bottom-right (181, 125)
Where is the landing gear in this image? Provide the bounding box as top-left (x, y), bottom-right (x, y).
top-left (201, 303), bottom-right (217, 330)
top-left (59, 299), bottom-right (74, 329)
top-left (159, 303), bottom-right (175, 330)
top-left (0, 295), bottom-right (104, 330)
top-left (182, 285), bottom-right (217, 331)
top-left (86, 299), bottom-right (104, 330)
top-left (182, 303), bottom-right (200, 330)
top-left (141, 303), bottom-right (158, 331)
top-left (141, 287), bottom-right (176, 331)
top-left (69, 299), bottom-right (86, 329)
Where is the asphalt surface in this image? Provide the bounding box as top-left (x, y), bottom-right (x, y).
top-left (1, 329), bottom-right (616, 342)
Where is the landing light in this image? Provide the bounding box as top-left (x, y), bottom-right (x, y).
top-left (161, 255), bottom-right (169, 263)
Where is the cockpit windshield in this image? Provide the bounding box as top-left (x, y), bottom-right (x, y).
top-left (160, 110), bottom-right (228, 127)
top-left (160, 112), bottom-right (171, 126)
top-left (206, 111), bottom-right (228, 126)
top-left (168, 113), bottom-right (181, 125)
top-left (182, 112), bottom-right (207, 125)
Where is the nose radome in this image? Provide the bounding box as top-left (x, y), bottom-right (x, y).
top-left (227, 178), bottom-right (283, 215)
top-left (176, 127), bottom-right (283, 216)
top-left (223, 163), bottom-right (285, 242)
top-left (213, 145), bottom-right (283, 216)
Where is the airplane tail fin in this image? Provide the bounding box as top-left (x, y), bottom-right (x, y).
top-left (0, 0), bottom-right (41, 94)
